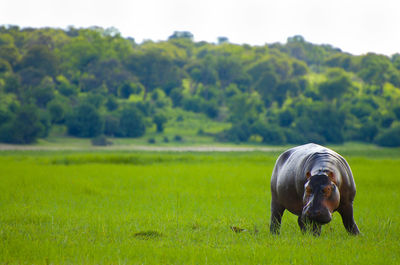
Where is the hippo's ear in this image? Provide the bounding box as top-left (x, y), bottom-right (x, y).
top-left (306, 172), bottom-right (311, 179)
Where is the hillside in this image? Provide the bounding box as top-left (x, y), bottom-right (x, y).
top-left (1, 26), bottom-right (400, 146)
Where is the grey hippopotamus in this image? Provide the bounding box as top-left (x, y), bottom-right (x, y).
top-left (270, 143), bottom-right (360, 235)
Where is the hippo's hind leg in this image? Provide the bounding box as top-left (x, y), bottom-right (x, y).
top-left (270, 200), bottom-right (285, 234)
top-left (338, 203), bottom-right (360, 235)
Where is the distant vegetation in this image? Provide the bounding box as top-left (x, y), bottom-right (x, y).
top-left (1, 26), bottom-right (400, 146)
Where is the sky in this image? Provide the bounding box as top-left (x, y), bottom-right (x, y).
top-left (2, 0), bottom-right (400, 56)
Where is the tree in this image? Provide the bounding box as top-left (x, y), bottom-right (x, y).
top-left (124, 49), bottom-right (183, 95)
top-left (186, 59), bottom-right (218, 87)
top-left (358, 53), bottom-right (400, 91)
top-left (56, 75), bottom-right (78, 96)
top-left (218, 121), bottom-right (252, 143)
top-left (18, 45), bottom-right (58, 77)
top-left (47, 101), bottom-right (65, 124)
top-left (66, 103), bottom-right (104, 137)
top-left (216, 56), bottom-right (244, 88)
top-left (168, 31), bottom-right (194, 41)
top-left (293, 102), bottom-right (345, 144)
top-left (153, 113), bottom-right (168, 132)
top-left (119, 106), bottom-right (146, 137)
top-left (318, 69), bottom-right (352, 102)
top-left (0, 105), bottom-right (44, 144)
top-left (325, 53), bottom-right (354, 71)
top-left (104, 115), bottom-right (120, 136)
top-left (0, 45), bottom-right (20, 67)
top-left (374, 124), bottom-right (400, 147)
top-left (0, 58), bottom-right (12, 74)
top-left (218, 37), bottom-right (229, 44)
top-left (105, 96), bottom-right (119, 111)
top-left (31, 77), bottom-right (56, 108)
top-left (251, 121), bottom-right (286, 144)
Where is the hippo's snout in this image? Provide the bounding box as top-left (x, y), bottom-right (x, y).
top-left (303, 206), bottom-right (332, 224)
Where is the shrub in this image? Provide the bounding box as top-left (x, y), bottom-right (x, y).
top-left (0, 105), bottom-right (44, 144)
top-left (104, 115), bottom-right (120, 137)
top-left (217, 122), bottom-right (251, 143)
top-left (153, 113), bottom-right (168, 132)
top-left (374, 125), bottom-right (400, 147)
top-left (66, 103), bottom-right (104, 137)
top-left (251, 121), bottom-right (286, 145)
top-left (119, 106), bottom-right (146, 137)
top-left (91, 135), bottom-right (113, 146)
top-left (47, 101), bottom-right (65, 124)
top-left (174, 135), bottom-right (183, 142)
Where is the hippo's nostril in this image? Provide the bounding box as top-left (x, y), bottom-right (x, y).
top-left (307, 209), bottom-right (321, 218)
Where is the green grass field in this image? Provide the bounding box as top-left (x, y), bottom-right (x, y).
top-left (1, 147), bottom-right (400, 264)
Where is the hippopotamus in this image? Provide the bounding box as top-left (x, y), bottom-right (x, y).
top-left (270, 143), bottom-right (360, 235)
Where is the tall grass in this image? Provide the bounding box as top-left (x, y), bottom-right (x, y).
top-left (0, 150), bottom-right (399, 264)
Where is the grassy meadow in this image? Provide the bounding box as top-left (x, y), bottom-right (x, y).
top-left (0, 146), bottom-right (400, 264)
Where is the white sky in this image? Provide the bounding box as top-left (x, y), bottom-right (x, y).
top-left (1, 0), bottom-right (400, 56)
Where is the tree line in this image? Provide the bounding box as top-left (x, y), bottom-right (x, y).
top-left (0, 26), bottom-right (400, 146)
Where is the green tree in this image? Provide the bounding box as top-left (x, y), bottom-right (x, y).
top-left (358, 53), bottom-right (400, 91)
top-left (56, 75), bottom-right (78, 96)
top-left (216, 56), bottom-right (244, 88)
top-left (18, 45), bottom-right (58, 77)
top-left (47, 101), bottom-right (65, 124)
top-left (104, 114), bottom-right (120, 136)
top-left (31, 77), bottom-right (56, 108)
top-left (119, 106), bottom-right (146, 137)
top-left (124, 49), bottom-right (183, 95)
top-left (66, 103), bottom-right (104, 137)
top-left (168, 31), bottom-right (194, 41)
top-left (153, 113), bottom-right (168, 132)
top-left (374, 124), bottom-right (400, 147)
top-left (105, 96), bottom-right (119, 111)
top-left (318, 69), bottom-right (352, 102)
top-left (0, 105), bottom-right (44, 144)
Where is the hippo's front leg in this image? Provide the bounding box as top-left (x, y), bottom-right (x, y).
top-left (297, 216), bottom-right (306, 232)
top-left (338, 203), bottom-right (360, 235)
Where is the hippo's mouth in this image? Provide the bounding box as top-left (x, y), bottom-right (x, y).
top-left (301, 210), bottom-right (332, 224)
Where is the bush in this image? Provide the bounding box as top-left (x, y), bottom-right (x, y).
top-left (374, 125), bottom-right (400, 147)
top-left (147, 138), bottom-right (156, 144)
top-left (105, 96), bottom-right (119, 111)
top-left (104, 115), bottom-right (120, 137)
top-left (119, 106), bottom-right (146, 137)
top-left (91, 135), bottom-right (112, 146)
top-left (0, 105), bottom-right (44, 144)
top-left (217, 122), bottom-right (251, 143)
top-left (66, 103), bottom-right (104, 137)
top-left (47, 101), bottom-right (65, 124)
top-left (174, 135), bottom-right (183, 142)
top-left (203, 101), bottom-right (219, 118)
top-left (153, 113), bottom-right (168, 132)
top-left (251, 121), bottom-right (286, 145)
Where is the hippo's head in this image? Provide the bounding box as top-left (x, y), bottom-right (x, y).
top-left (302, 174), bottom-right (340, 224)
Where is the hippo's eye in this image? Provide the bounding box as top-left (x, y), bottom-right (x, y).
top-left (323, 186), bottom-right (332, 196)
